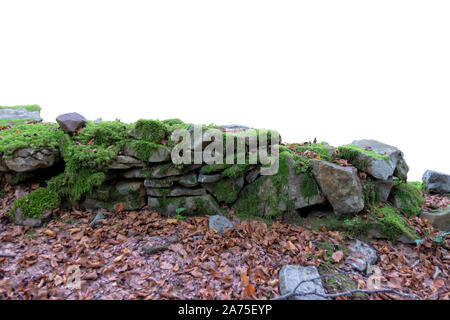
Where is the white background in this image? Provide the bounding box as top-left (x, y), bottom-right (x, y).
top-left (1, 0), bottom-right (449, 181)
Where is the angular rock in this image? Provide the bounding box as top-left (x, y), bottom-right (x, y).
top-left (147, 194), bottom-right (223, 216)
top-left (219, 124), bottom-right (250, 132)
top-left (144, 177), bottom-right (177, 188)
top-left (311, 159), bottom-right (364, 216)
top-left (56, 112), bottom-right (87, 133)
top-left (89, 212), bottom-right (105, 228)
top-left (344, 240), bottom-right (378, 272)
top-left (420, 208), bottom-right (450, 231)
top-left (11, 208), bottom-right (52, 228)
top-left (204, 176), bottom-right (244, 204)
top-left (0, 106), bottom-right (42, 122)
top-left (4, 148), bottom-right (60, 173)
top-left (373, 177), bottom-right (394, 203)
top-left (245, 168), bottom-right (260, 184)
top-left (208, 215), bottom-right (233, 234)
top-left (278, 265), bottom-right (328, 300)
top-left (146, 187), bottom-right (206, 197)
top-left (198, 173), bottom-right (222, 184)
top-left (147, 163), bottom-right (201, 178)
top-left (178, 172), bottom-right (199, 187)
top-left (234, 155), bottom-right (324, 218)
top-left (350, 139), bottom-right (409, 180)
top-left (423, 170), bottom-right (450, 194)
top-left (109, 155), bottom-right (144, 170)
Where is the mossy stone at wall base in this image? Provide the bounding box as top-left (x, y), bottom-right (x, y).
top-left (147, 194), bottom-right (223, 216)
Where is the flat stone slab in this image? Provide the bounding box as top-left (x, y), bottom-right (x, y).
top-left (420, 208), bottom-right (450, 231)
top-left (0, 107), bottom-right (42, 122)
top-left (278, 265), bottom-right (328, 300)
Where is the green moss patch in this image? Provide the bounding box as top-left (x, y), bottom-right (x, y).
top-left (390, 181), bottom-right (424, 216)
top-left (134, 119), bottom-right (167, 143)
top-left (337, 144), bottom-right (388, 172)
top-left (9, 188), bottom-right (60, 219)
top-left (0, 123), bottom-right (64, 156)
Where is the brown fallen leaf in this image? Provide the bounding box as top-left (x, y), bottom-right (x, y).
top-left (331, 250), bottom-right (345, 263)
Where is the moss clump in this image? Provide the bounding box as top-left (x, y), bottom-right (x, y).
top-left (390, 181), bottom-right (424, 216)
top-left (362, 181), bottom-right (378, 207)
top-left (134, 119), bottom-right (167, 143)
top-left (0, 104), bottom-right (41, 112)
top-left (337, 144), bottom-right (388, 172)
top-left (0, 123), bottom-right (64, 156)
top-left (300, 174), bottom-right (319, 202)
top-left (202, 163), bottom-right (230, 174)
top-left (375, 206), bottom-right (417, 241)
top-left (131, 140), bottom-right (169, 162)
top-left (293, 142), bottom-right (332, 162)
top-left (9, 188), bottom-right (60, 219)
top-left (47, 168), bottom-right (106, 202)
top-left (221, 164), bottom-right (251, 179)
top-left (316, 205), bottom-right (417, 243)
top-left (75, 120), bottom-right (132, 149)
top-left (206, 178), bottom-right (242, 204)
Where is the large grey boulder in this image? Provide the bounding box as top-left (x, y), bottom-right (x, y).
top-left (420, 208), bottom-right (450, 231)
top-left (278, 265), bottom-right (328, 300)
top-left (56, 112), bottom-right (87, 133)
top-left (208, 215), bottom-right (233, 234)
top-left (423, 170), bottom-right (450, 194)
top-left (233, 156), bottom-right (324, 217)
top-left (349, 140), bottom-right (409, 180)
top-left (344, 240), bottom-right (378, 272)
top-left (4, 148), bottom-right (60, 172)
top-left (147, 194), bottom-right (223, 216)
top-left (204, 176), bottom-right (245, 204)
top-left (311, 159), bottom-right (364, 216)
top-left (0, 106), bottom-right (42, 122)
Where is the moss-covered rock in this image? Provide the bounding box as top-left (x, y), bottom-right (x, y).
top-left (9, 188), bottom-right (60, 227)
top-left (204, 176), bottom-right (244, 204)
top-left (134, 119), bottom-right (167, 143)
top-left (389, 181), bottom-right (424, 217)
top-left (233, 151), bottom-right (324, 219)
top-left (147, 194), bottom-right (223, 216)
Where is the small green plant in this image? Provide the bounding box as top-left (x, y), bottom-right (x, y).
top-left (134, 119), bottom-right (167, 143)
top-left (175, 207), bottom-right (186, 215)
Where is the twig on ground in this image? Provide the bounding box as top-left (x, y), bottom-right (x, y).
top-left (272, 272), bottom-right (420, 300)
top-left (432, 266), bottom-right (441, 279)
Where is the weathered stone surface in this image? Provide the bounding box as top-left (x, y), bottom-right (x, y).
top-left (420, 208), bottom-right (450, 231)
top-left (89, 212), bottom-right (105, 228)
top-left (11, 208), bottom-right (52, 228)
top-left (245, 168), bottom-right (260, 184)
top-left (204, 176), bottom-right (245, 204)
top-left (208, 215), bottom-right (233, 234)
top-left (0, 107), bottom-right (42, 122)
top-left (146, 187), bottom-right (206, 197)
top-left (56, 112), bottom-right (87, 133)
top-left (4, 148), bottom-right (60, 173)
top-left (278, 265), bottom-right (328, 300)
top-left (124, 142), bottom-right (170, 163)
top-left (178, 172), bottom-right (198, 187)
top-left (344, 240), bottom-right (378, 272)
top-left (373, 178), bottom-right (394, 203)
top-left (83, 181), bottom-right (146, 211)
top-left (120, 168), bottom-right (148, 179)
top-left (219, 124), bottom-right (250, 132)
top-left (147, 194), bottom-right (223, 216)
top-left (311, 159), bottom-right (364, 216)
top-left (351, 139), bottom-right (409, 180)
top-left (234, 156), bottom-right (324, 217)
top-left (423, 170), bottom-right (450, 194)
top-left (109, 155), bottom-right (144, 169)
top-left (144, 177), bottom-right (177, 188)
top-left (147, 163), bottom-right (201, 178)
top-left (198, 173), bottom-right (222, 184)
